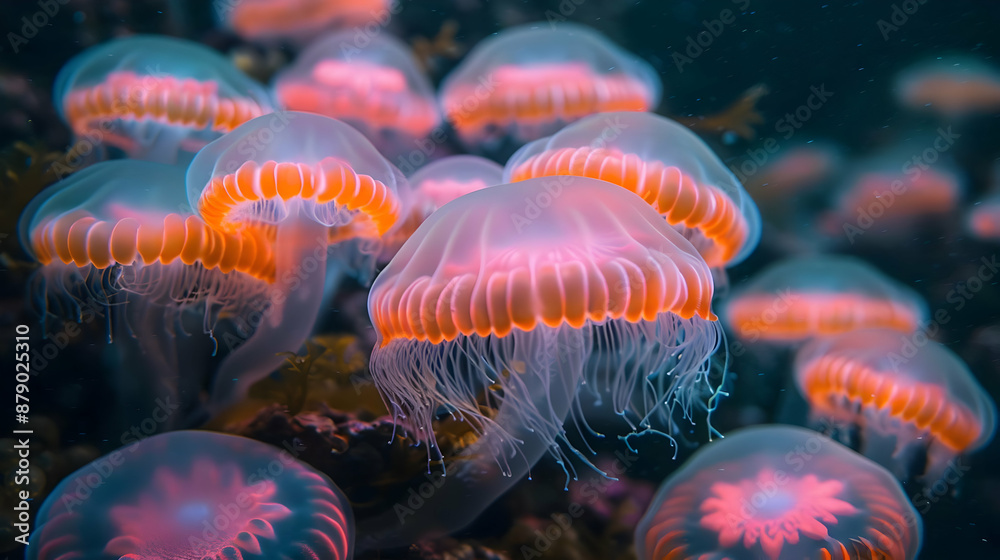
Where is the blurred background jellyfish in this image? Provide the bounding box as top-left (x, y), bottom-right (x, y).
top-left (221, 0), bottom-right (392, 43)
top-left (273, 31), bottom-right (441, 161)
top-left (188, 112), bottom-right (406, 413)
top-left (18, 160), bottom-right (275, 428)
top-left (505, 112), bottom-right (762, 270)
top-left (636, 425), bottom-right (923, 560)
top-left (794, 328), bottom-right (996, 481)
top-left (439, 22), bottom-right (661, 158)
top-left (821, 140), bottom-right (964, 244)
top-left (741, 141), bottom-right (844, 233)
top-left (361, 177), bottom-right (722, 547)
top-left (379, 154), bottom-right (503, 261)
top-left (723, 254), bottom-right (928, 345)
top-left (967, 188), bottom-right (1000, 244)
top-left (407, 154), bottom-right (504, 209)
top-left (54, 35), bottom-right (273, 164)
top-left (894, 55), bottom-right (1000, 118)
top-left (27, 430), bottom-right (353, 560)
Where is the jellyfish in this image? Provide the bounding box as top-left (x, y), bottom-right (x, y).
top-left (273, 31), bottom-right (441, 162)
top-left (722, 255), bottom-right (928, 344)
top-left (221, 0), bottom-right (393, 43)
top-left (54, 35), bottom-right (273, 164)
top-left (18, 160), bottom-right (275, 428)
top-left (187, 112), bottom-right (406, 412)
top-left (439, 22), bottom-right (660, 157)
top-left (505, 111), bottom-right (761, 269)
top-left (636, 425), bottom-right (923, 560)
top-left (967, 193), bottom-right (1000, 241)
top-left (360, 177), bottom-right (722, 547)
top-left (740, 142), bottom-right (843, 208)
top-left (27, 430), bottom-right (353, 560)
top-left (894, 56), bottom-right (1000, 118)
top-left (407, 154), bottom-right (504, 209)
top-left (380, 155), bottom-right (504, 261)
top-left (794, 328), bottom-right (996, 481)
top-left (824, 140), bottom-right (963, 244)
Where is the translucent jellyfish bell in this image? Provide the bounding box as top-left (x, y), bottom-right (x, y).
top-left (795, 328), bottom-right (996, 481)
top-left (440, 22), bottom-right (661, 157)
top-left (505, 111), bottom-right (762, 268)
top-left (636, 425), bottom-right (923, 560)
top-left (54, 35), bottom-right (273, 164)
top-left (27, 430), bottom-right (354, 560)
top-left (273, 30), bottom-right (441, 161)
top-left (722, 255), bottom-right (928, 344)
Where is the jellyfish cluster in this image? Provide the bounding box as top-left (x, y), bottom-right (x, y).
top-left (9, 6), bottom-right (1000, 560)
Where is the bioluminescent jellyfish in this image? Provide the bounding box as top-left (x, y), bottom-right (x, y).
top-left (188, 112), bottom-right (406, 412)
top-left (18, 160), bottom-right (275, 427)
top-left (407, 155), bottom-right (504, 209)
top-left (795, 328), bottom-right (996, 481)
top-left (54, 35), bottom-right (273, 164)
top-left (722, 255), bottom-right (927, 344)
top-left (894, 56), bottom-right (1000, 117)
top-left (967, 193), bottom-right (1000, 241)
top-left (824, 143), bottom-right (963, 243)
top-left (27, 430), bottom-right (353, 560)
top-left (379, 155), bottom-right (504, 261)
top-left (360, 177), bottom-right (722, 547)
top-left (273, 31), bottom-right (440, 160)
top-left (222, 0), bottom-right (391, 42)
top-left (505, 112), bottom-right (761, 269)
top-left (742, 142), bottom-right (843, 201)
top-left (439, 22), bottom-right (660, 156)
top-left (636, 425), bottom-right (923, 560)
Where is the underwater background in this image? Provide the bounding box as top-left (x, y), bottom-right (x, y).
top-left (2, 0), bottom-right (1000, 559)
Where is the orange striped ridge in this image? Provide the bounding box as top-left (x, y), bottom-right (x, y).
top-left (196, 158), bottom-right (400, 236)
top-left (63, 72), bottom-right (267, 137)
top-left (30, 210), bottom-right (275, 282)
top-left (443, 64), bottom-right (651, 136)
top-left (800, 355), bottom-right (981, 452)
top-left (371, 254), bottom-right (716, 347)
top-left (726, 293), bottom-right (921, 341)
top-left (509, 146), bottom-right (749, 267)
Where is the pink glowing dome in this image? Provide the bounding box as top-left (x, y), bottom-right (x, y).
top-left (636, 425), bottom-right (922, 560)
top-left (27, 430), bottom-right (353, 560)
